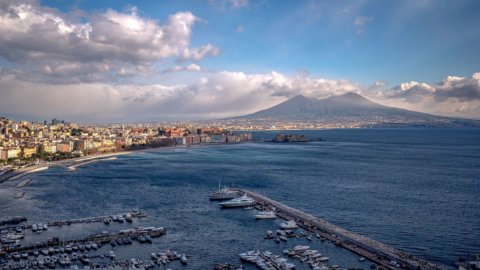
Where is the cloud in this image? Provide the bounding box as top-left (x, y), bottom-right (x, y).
top-left (236, 26), bottom-right (245, 33)
top-left (375, 73), bottom-right (480, 118)
top-left (354, 16), bottom-right (371, 26)
top-left (0, 1), bottom-right (218, 83)
top-left (1, 68), bottom-right (479, 121)
top-left (162, 64), bottom-right (207, 73)
top-left (353, 15), bottom-right (372, 34)
top-left (0, 70), bottom-right (361, 122)
top-left (209, 0), bottom-right (250, 9)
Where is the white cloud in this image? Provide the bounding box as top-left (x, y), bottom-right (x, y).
top-left (162, 64), bottom-right (206, 73)
top-left (374, 73), bottom-right (480, 118)
top-left (209, 0), bottom-right (250, 9)
top-left (0, 70), bottom-right (361, 122)
top-left (1, 69), bottom-right (479, 121)
top-left (236, 26), bottom-right (245, 33)
top-left (354, 16), bottom-right (371, 26)
top-left (0, 1), bottom-right (218, 83)
top-left (230, 0), bottom-right (250, 8)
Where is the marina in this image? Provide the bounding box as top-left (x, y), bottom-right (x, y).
top-left (224, 189), bottom-right (442, 270)
top-left (0, 210), bottom-right (147, 233)
top-left (0, 210), bottom-right (168, 270)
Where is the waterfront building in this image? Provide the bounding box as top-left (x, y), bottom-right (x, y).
top-left (6, 147), bottom-right (20, 159)
top-left (42, 143), bottom-right (57, 154)
top-left (56, 142), bottom-right (73, 153)
top-left (21, 146), bottom-right (37, 158)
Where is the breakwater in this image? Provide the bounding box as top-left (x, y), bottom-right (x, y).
top-left (231, 188), bottom-right (441, 270)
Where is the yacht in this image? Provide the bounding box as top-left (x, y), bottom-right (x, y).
top-left (254, 211), bottom-right (276, 220)
top-left (239, 250), bottom-right (260, 262)
top-left (219, 194), bottom-right (256, 208)
top-left (280, 220), bottom-right (298, 229)
top-left (293, 245), bottom-right (310, 252)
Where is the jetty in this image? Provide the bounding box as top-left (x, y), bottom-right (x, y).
top-left (67, 156), bottom-right (118, 172)
top-left (0, 217), bottom-right (27, 226)
top-left (1, 227), bottom-right (166, 254)
top-left (15, 179), bottom-right (32, 188)
top-left (0, 166), bottom-right (48, 183)
top-left (229, 188), bottom-right (441, 270)
top-left (0, 210), bottom-right (146, 231)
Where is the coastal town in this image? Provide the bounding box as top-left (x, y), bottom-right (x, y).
top-left (0, 117), bottom-right (252, 168)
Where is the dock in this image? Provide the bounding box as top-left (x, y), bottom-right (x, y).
top-left (2, 227), bottom-right (166, 254)
top-left (0, 166), bottom-right (48, 183)
top-left (0, 210), bottom-right (146, 231)
top-left (230, 188), bottom-right (441, 270)
top-left (15, 179), bottom-right (32, 188)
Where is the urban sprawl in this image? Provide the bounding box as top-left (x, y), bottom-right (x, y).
top-left (0, 117), bottom-right (252, 167)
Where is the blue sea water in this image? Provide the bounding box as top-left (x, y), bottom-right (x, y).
top-left (1, 128), bottom-right (479, 269)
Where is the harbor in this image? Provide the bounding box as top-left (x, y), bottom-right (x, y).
top-left (221, 188), bottom-right (442, 270)
top-left (0, 210), bottom-right (172, 269)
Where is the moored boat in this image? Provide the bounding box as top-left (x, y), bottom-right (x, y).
top-left (280, 220), bottom-right (298, 229)
top-left (254, 211), bottom-right (276, 219)
top-left (219, 194), bottom-right (256, 208)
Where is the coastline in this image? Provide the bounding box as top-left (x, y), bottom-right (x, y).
top-left (0, 141), bottom-right (256, 183)
top-left (0, 151), bottom-right (133, 183)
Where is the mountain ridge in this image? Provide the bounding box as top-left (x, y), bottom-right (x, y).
top-left (231, 92), bottom-right (431, 120)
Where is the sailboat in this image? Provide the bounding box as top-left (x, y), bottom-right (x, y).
top-left (209, 180), bottom-right (239, 201)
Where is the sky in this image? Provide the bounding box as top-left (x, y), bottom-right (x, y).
top-left (0, 0), bottom-right (479, 122)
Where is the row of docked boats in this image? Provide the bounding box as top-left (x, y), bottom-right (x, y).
top-left (240, 250), bottom-right (296, 270)
top-left (150, 250), bottom-right (187, 265)
top-left (283, 245), bottom-right (331, 270)
top-left (32, 223), bottom-right (48, 232)
top-left (7, 250), bottom-right (106, 269)
top-left (103, 213), bottom-right (133, 224)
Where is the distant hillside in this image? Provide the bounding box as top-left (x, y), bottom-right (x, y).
top-left (229, 93), bottom-right (479, 126)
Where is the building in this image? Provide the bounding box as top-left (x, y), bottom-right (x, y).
top-left (185, 134), bottom-right (201, 145)
top-left (74, 140), bottom-right (87, 151)
top-left (21, 146), bottom-right (37, 158)
top-left (6, 147), bottom-right (20, 159)
top-left (56, 142), bottom-right (73, 153)
top-left (42, 144), bottom-right (57, 154)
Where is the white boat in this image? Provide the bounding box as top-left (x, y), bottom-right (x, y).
top-left (180, 254), bottom-right (187, 265)
top-left (239, 250), bottom-right (260, 262)
top-left (254, 211), bottom-right (276, 219)
top-left (280, 220), bottom-right (298, 229)
top-left (293, 245), bottom-right (310, 252)
top-left (4, 233), bottom-right (24, 240)
top-left (318, 256), bottom-right (330, 262)
top-left (219, 194), bottom-right (256, 208)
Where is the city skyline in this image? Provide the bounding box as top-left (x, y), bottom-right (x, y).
top-left (0, 0), bottom-right (479, 122)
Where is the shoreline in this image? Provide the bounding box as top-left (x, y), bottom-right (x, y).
top-left (0, 151), bottom-right (133, 183)
top-left (0, 141), bottom-right (257, 183)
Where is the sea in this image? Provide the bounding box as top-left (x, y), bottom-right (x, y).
top-left (1, 128), bottom-right (479, 269)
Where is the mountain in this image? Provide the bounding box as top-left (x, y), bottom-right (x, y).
top-left (231, 93), bottom-right (479, 127)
